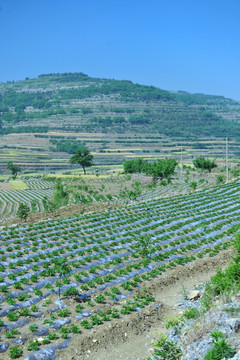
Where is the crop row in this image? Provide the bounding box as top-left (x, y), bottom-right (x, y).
top-left (0, 189), bottom-right (52, 221)
top-left (0, 180), bottom-right (239, 359)
top-left (25, 180), bottom-right (54, 190)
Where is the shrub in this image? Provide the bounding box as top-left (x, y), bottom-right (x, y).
top-left (183, 307), bottom-right (200, 319)
top-left (201, 233), bottom-right (240, 310)
top-left (17, 203), bottom-right (30, 221)
top-left (204, 331), bottom-right (236, 360)
top-left (153, 335), bottom-right (182, 360)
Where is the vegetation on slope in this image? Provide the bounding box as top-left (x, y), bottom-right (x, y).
top-left (1, 72), bottom-right (240, 139)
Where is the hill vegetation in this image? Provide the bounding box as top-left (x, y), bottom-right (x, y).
top-left (1, 72), bottom-right (240, 139)
top-left (0, 72), bottom-right (240, 174)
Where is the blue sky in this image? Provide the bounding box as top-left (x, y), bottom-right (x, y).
top-left (0, 0), bottom-right (240, 100)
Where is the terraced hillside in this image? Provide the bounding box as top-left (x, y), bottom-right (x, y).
top-left (0, 180), bottom-right (239, 359)
top-left (0, 73), bottom-right (240, 173)
top-left (0, 180), bottom-right (53, 223)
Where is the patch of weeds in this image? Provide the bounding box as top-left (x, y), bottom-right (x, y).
top-left (223, 307), bottom-right (240, 316)
top-left (152, 335), bottom-right (182, 360)
top-left (204, 331), bottom-right (236, 360)
top-left (181, 283), bottom-right (188, 300)
top-left (183, 307), bottom-right (200, 320)
top-left (201, 234), bottom-right (240, 311)
top-left (166, 316), bottom-right (184, 335)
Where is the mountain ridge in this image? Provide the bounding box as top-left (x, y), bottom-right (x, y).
top-left (0, 72), bottom-right (240, 140)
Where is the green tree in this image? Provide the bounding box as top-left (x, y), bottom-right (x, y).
top-left (42, 196), bottom-right (56, 214)
top-left (7, 161), bottom-right (21, 179)
top-left (148, 159), bottom-right (178, 182)
top-left (193, 156), bottom-right (217, 173)
top-left (189, 181), bottom-right (197, 191)
top-left (69, 148), bottom-right (93, 174)
top-left (17, 203), bottom-right (30, 221)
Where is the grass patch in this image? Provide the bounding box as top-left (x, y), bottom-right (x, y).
top-left (9, 180), bottom-right (29, 190)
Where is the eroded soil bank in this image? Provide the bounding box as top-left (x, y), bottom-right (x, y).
top-left (57, 247), bottom-right (234, 360)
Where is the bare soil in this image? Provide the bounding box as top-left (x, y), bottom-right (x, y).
top-left (0, 182), bottom-right (12, 190)
top-left (57, 247), bottom-right (234, 360)
top-left (1, 201), bottom-right (121, 226)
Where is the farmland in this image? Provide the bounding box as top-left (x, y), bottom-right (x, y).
top-left (0, 178), bottom-right (240, 359)
top-left (0, 72), bottom-right (240, 174)
top-left (0, 180), bottom-right (54, 223)
top-left (1, 73), bottom-right (240, 358)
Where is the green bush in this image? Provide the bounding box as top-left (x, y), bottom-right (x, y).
top-left (183, 307), bottom-right (199, 319)
top-left (201, 233), bottom-right (240, 310)
top-left (152, 335), bottom-right (182, 360)
top-left (204, 331), bottom-right (236, 360)
top-left (16, 203), bottom-right (30, 221)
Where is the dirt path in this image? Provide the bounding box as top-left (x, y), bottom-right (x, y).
top-left (57, 248), bottom-right (234, 360)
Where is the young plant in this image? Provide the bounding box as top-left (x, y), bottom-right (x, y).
top-left (5, 329), bottom-right (21, 338)
top-left (9, 346), bottom-right (23, 359)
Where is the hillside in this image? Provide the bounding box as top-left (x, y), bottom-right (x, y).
top-left (1, 72), bottom-right (240, 137)
top-left (0, 73), bottom-right (240, 173)
top-left (0, 179), bottom-right (240, 359)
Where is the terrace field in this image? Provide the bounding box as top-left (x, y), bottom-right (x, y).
top-left (0, 176), bottom-right (240, 359)
top-left (0, 72), bottom-right (240, 174)
top-left (1, 73), bottom-right (240, 359)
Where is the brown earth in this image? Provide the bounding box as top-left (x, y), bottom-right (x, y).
top-left (57, 247), bottom-right (234, 360)
top-left (0, 182), bottom-right (12, 190)
top-left (1, 202), bottom-right (120, 226)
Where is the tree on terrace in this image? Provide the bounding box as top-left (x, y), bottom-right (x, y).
top-left (148, 158), bottom-right (178, 182)
top-left (17, 203), bottom-right (30, 221)
top-left (193, 156), bottom-right (217, 173)
top-left (69, 148), bottom-right (93, 174)
top-left (7, 161), bottom-right (21, 179)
